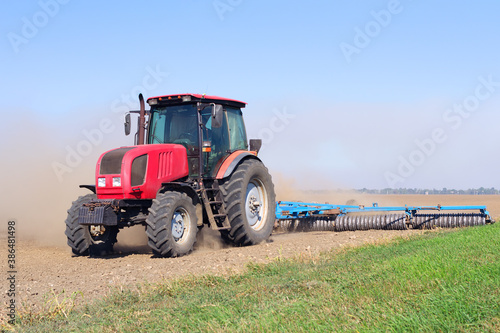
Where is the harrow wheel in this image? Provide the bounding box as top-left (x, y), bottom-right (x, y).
top-left (146, 191), bottom-right (198, 257)
top-left (65, 194), bottom-right (118, 256)
top-left (278, 216), bottom-right (336, 232)
top-left (219, 159), bottom-right (276, 246)
top-left (411, 213), bottom-right (486, 229)
top-left (334, 214), bottom-right (408, 232)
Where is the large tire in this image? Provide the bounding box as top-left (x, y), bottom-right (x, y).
top-left (65, 194), bottom-right (118, 256)
top-left (220, 159), bottom-right (276, 246)
top-left (146, 191), bottom-right (198, 257)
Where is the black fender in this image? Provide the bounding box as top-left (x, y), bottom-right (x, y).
top-left (79, 185), bottom-right (96, 193)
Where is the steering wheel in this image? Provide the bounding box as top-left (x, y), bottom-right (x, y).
top-left (178, 132), bottom-right (193, 140)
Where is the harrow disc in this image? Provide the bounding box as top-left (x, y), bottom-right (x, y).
top-left (334, 214), bottom-right (407, 232)
top-left (277, 216), bottom-right (336, 232)
top-left (411, 213), bottom-right (486, 229)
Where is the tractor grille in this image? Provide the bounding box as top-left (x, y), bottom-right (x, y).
top-left (100, 148), bottom-right (135, 174)
top-left (157, 151), bottom-right (172, 179)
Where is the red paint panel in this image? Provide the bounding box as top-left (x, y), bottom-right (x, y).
top-left (96, 144), bottom-right (189, 200)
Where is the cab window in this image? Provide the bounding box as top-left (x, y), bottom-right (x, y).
top-left (226, 107), bottom-right (248, 151)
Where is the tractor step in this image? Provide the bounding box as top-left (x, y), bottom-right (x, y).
top-left (200, 179), bottom-right (231, 231)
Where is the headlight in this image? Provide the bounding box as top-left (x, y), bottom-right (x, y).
top-left (98, 178), bottom-right (106, 187)
top-left (112, 177), bottom-right (121, 187)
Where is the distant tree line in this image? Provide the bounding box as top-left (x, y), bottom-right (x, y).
top-left (356, 187), bottom-right (499, 195)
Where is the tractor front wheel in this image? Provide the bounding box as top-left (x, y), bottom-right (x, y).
top-left (65, 194), bottom-right (118, 256)
top-left (146, 191), bottom-right (198, 257)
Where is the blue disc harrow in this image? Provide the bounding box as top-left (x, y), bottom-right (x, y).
top-left (275, 201), bottom-right (492, 232)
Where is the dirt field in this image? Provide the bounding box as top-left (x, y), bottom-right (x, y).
top-left (1, 194), bottom-right (498, 319)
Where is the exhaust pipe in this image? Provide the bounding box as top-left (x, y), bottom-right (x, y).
top-left (138, 93), bottom-right (146, 145)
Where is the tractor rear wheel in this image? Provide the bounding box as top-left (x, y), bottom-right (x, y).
top-left (146, 191), bottom-right (198, 257)
top-left (220, 159), bottom-right (276, 246)
top-left (65, 194), bottom-right (118, 256)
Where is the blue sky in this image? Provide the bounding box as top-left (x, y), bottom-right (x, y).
top-left (1, 0), bottom-right (499, 191)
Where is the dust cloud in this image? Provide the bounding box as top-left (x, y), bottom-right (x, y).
top-left (1, 129), bottom-right (92, 246)
top-left (0, 110), bottom-right (124, 248)
top-left (114, 225), bottom-right (151, 254)
top-left (271, 171), bottom-right (417, 212)
top-left (194, 226), bottom-right (230, 251)
top-left (273, 171), bottom-right (364, 205)
top-left (114, 225), bottom-right (237, 253)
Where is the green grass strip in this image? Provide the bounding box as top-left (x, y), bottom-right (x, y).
top-left (9, 224), bottom-right (500, 332)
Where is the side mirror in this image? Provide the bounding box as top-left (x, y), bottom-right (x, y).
top-left (249, 139), bottom-right (262, 154)
top-left (211, 104), bottom-right (223, 128)
top-left (124, 113), bottom-right (131, 136)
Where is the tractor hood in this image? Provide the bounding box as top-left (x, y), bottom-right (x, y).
top-left (95, 144), bottom-right (189, 200)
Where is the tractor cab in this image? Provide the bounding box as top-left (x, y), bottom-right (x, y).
top-left (145, 94), bottom-right (248, 177)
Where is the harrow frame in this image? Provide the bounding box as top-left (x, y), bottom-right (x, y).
top-left (275, 201), bottom-right (492, 232)
top-left (276, 201), bottom-right (490, 219)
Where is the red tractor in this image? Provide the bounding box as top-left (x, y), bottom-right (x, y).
top-left (65, 94), bottom-right (276, 257)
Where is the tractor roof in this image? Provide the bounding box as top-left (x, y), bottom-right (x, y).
top-left (147, 94), bottom-right (246, 109)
